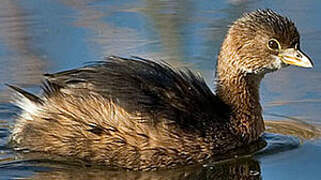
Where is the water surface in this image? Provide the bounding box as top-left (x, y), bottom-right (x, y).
top-left (0, 0), bottom-right (321, 179)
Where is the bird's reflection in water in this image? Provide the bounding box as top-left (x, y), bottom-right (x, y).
top-left (24, 158), bottom-right (261, 180)
top-left (265, 119), bottom-right (321, 141)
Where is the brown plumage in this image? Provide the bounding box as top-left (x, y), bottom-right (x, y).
top-left (8, 9), bottom-right (312, 170)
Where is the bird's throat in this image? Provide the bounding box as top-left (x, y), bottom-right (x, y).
top-left (215, 70), bottom-right (265, 143)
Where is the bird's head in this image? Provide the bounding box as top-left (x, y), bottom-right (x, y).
top-left (218, 9), bottom-right (313, 75)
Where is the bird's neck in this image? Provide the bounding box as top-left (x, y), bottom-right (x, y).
top-left (215, 62), bottom-right (265, 143)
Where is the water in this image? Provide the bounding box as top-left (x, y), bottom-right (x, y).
top-left (0, 0), bottom-right (321, 179)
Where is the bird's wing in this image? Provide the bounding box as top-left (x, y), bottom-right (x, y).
top-left (43, 56), bottom-right (230, 128)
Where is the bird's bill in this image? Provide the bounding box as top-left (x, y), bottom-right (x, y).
top-left (278, 48), bottom-right (313, 68)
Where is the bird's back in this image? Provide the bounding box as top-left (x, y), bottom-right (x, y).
top-left (44, 56), bottom-right (230, 127)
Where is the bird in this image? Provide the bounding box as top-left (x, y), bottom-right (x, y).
top-left (8, 9), bottom-right (313, 171)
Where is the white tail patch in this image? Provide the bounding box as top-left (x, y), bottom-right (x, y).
top-left (12, 92), bottom-right (42, 121)
top-left (10, 92), bottom-right (43, 143)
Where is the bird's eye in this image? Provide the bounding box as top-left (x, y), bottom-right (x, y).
top-left (268, 39), bottom-right (280, 51)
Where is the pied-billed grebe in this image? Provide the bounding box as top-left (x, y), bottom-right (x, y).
top-left (9, 9), bottom-right (313, 170)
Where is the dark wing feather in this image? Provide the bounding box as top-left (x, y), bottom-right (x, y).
top-left (43, 56), bottom-right (230, 130)
top-left (6, 84), bottom-right (44, 104)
